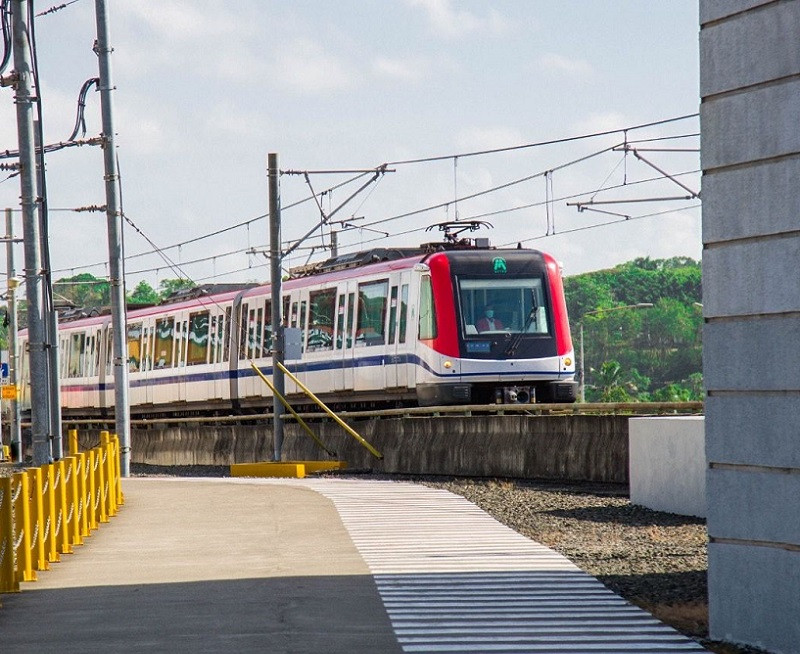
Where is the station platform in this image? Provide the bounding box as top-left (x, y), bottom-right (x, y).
top-left (0, 477), bottom-right (707, 653)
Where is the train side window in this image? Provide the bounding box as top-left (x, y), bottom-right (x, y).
top-left (175, 321), bottom-right (188, 367)
top-left (388, 286), bottom-right (399, 345)
top-left (187, 311), bottom-right (210, 365)
top-left (335, 294), bottom-right (346, 350)
top-left (127, 323), bottom-right (143, 372)
top-left (356, 279), bottom-right (389, 347)
top-left (106, 328), bottom-right (113, 376)
top-left (69, 333), bottom-right (85, 377)
top-left (94, 330), bottom-right (102, 376)
top-left (60, 335), bottom-right (70, 378)
top-left (283, 296), bottom-right (290, 326)
top-left (238, 302), bottom-right (249, 360)
top-left (346, 292), bottom-right (355, 348)
top-left (399, 284), bottom-right (409, 344)
top-left (222, 307), bottom-right (232, 362)
top-left (418, 275), bottom-right (437, 340)
top-left (141, 326), bottom-right (154, 372)
top-left (155, 318), bottom-right (175, 368)
top-left (309, 289), bottom-right (335, 352)
top-left (86, 334), bottom-right (95, 377)
top-left (263, 300), bottom-right (272, 357)
top-left (209, 315), bottom-right (218, 364)
top-left (290, 301), bottom-right (298, 328)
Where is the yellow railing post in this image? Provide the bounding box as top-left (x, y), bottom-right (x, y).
top-left (65, 456), bottom-right (82, 548)
top-left (26, 467), bottom-right (48, 572)
top-left (68, 429), bottom-right (79, 456)
top-left (113, 435), bottom-right (124, 506)
top-left (11, 472), bottom-right (35, 582)
top-left (43, 463), bottom-right (60, 564)
top-left (87, 449), bottom-right (98, 531)
top-left (101, 433), bottom-right (116, 517)
top-left (0, 477), bottom-right (19, 593)
top-left (76, 452), bottom-right (89, 538)
top-left (96, 446), bottom-right (108, 524)
top-left (54, 460), bottom-right (72, 555)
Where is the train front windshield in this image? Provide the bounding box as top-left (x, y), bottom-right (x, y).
top-left (458, 277), bottom-right (549, 336)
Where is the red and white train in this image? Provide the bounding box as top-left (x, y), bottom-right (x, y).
top-left (19, 241), bottom-right (578, 417)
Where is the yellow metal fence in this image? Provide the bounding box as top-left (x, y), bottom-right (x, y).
top-left (0, 430), bottom-right (123, 594)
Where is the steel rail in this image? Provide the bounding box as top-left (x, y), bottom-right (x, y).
top-left (52, 401), bottom-right (703, 428)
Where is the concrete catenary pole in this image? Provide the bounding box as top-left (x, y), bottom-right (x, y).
top-left (268, 153), bottom-right (285, 461)
top-left (94, 0), bottom-right (131, 476)
top-left (11, 0), bottom-right (50, 465)
top-left (5, 209), bottom-right (22, 463)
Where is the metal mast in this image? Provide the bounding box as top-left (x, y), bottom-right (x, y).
top-left (268, 153), bottom-right (285, 461)
top-left (11, 0), bottom-right (50, 465)
top-left (94, 0), bottom-right (131, 475)
top-left (5, 209), bottom-right (22, 462)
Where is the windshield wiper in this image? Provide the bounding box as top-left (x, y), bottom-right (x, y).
top-left (504, 291), bottom-right (538, 357)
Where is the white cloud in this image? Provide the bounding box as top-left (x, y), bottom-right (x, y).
top-left (572, 112), bottom-right (632, 137)
top-left (117, 1), bottom-right (249, 42)
top-left (455, 126), bottom-right (526, 152)
top-left (372, 57), bottom-right (427, 82)
top-left (407, 0), bottom-right (509, 38)
top-left (537, 53), bottom-right (592, 75)
top-left (272, 39), bottom-right (354, 94)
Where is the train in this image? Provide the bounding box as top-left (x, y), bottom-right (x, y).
top-left (18, 237), bottom-right (578, 418)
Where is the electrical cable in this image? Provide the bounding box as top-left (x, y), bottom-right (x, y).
top-left (0, 0), bottom-right (11, 75)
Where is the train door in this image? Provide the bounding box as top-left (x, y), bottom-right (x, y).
top-left (333, 283), bottom-right (356, 392)
top-left (385, 273), bottom-right (411, 388)
top-left (174, 316), bottom-right (189, 403)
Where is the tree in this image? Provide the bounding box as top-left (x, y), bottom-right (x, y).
top-left (158, 278), bottom-right (196, 300)
top-left (128, 280), bottom-right (160, 305)
top-left (53, 273), bottom-right (110, 308)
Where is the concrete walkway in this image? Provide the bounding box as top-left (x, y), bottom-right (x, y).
top-left (0, 478), bottom-right (401, 654)
top-left (0, 477), bottom-right (707, 653)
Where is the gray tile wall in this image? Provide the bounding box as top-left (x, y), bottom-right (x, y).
top-left (701, 0), bottom-right (800, 651)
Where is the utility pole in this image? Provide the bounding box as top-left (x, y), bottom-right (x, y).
top-left (4, 209), bottom-right (22, 462)
top-left (268, 153), bottom-right (284, 461)
top-left (34, 121), bottom-right (63, 459)
top-left (94, 0), bottom-right (131, 476)
top-left (11, 0), bottom-right (50, 465)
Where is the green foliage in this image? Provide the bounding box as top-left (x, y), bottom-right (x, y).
top-left (53, 273), bottom-right (110, 308)
top-left (566, 257), bottom-right (703, 402)
top-left (127, 280), bottom-right (160, 305)
top-left (158, 278), bottom-right (196, 300)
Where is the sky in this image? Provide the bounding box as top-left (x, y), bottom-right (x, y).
top-left (0, 0), bottom-right (701, 294)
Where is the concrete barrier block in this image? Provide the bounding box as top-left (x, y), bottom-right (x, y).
top-left (703, 235), bottom-right (800, 317)
top-left (709, 542), bottom-right (800, 652)
top-left (701, 0), bottom-right (775, 25)
top-left (700, 2), bottom-right (800, 97)
top-left (704, 316), bottom-right (800, 391)
top-left (629, 417), bottom-right (706, 517)
top-left (701, 78), bottom-right (800, 170)
top-left (702, 157), bottom-right (800, 244)
top-left (706, 395), bottom-right (800, 468)
top-left (708, 468), bottom-right (800, 545)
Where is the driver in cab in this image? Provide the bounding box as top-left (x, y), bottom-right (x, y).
top-left (477, 304), bottom-right (504, 332)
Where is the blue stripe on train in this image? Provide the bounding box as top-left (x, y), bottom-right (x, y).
top-left (61, 353), bottom-right (573, 393)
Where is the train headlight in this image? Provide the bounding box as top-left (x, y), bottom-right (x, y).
top-left (443, 360), bottom-right (453, 369)
top-left (563, 357), bottom-right (572, 367)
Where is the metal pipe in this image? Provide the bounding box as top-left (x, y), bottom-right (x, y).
top-left (276, 361), bottom-right (383, 459)
top-left (5, 209), bottom-right (22, 462)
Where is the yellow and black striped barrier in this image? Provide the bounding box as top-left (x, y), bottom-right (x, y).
top-left (0, 430), bottom-right (123, 595)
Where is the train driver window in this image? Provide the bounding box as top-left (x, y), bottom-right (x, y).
top-left (458, 277), bottom-right (550, 336)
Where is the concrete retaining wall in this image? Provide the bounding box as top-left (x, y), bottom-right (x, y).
top-left (81, 414), bottom-right (631, 483)
top-left (629, 417), bottom-right (706, 518)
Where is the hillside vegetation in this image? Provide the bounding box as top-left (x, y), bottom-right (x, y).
top-left (564, 257), bottom-right (703, 402)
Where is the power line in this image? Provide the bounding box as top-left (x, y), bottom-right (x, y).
top-left (384, 113), bottom-right (698, 166)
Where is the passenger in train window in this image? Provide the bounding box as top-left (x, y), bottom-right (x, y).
top-left (477, 304), bottom-right (504, 332)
